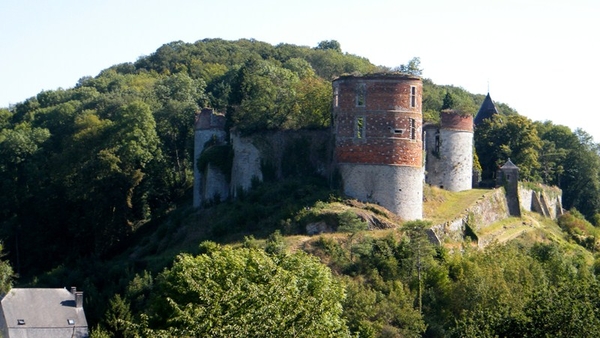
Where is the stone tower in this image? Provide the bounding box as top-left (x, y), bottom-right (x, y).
top-left (193, 108), bottom-right (228, 207)
top-left (424, 110), bottom-right (473, 191)
top-left (333, 73), bottom-right (423, 220)
top-left (497, 159), bottom-right (521, 216)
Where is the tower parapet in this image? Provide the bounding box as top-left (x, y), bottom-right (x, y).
top-left (333, 73), bottom-right (423, 220)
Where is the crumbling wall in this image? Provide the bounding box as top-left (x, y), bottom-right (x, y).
top-left (430, 188), bottom-right (510, 243)
top-left (518, 183), bottom-right (563, 219)
top-left (229, 129), bottom-right (332, 196)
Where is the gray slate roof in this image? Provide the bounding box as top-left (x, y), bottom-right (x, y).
top-left (500, 159), bottom-right (519, 170)
top-left (1, 288), bottom-right (88, 337)
top-left (474, 93), bottom-right (499, 126)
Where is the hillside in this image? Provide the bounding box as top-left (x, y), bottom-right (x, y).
top-left (57, 175), bottom-right (600, 337)
top-left (2, 38), bottom-right (600, 336)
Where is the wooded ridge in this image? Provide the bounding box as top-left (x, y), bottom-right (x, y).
top-left (1, 38), bottom-right (600, 337)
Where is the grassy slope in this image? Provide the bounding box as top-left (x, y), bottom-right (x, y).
top-left (114, 181), bottom-right (585, 276)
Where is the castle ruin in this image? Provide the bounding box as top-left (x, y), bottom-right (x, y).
top-left (193, 73), bottom-right (560, 224)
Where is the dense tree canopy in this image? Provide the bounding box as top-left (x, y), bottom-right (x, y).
top-left (141, 244), bottom-right (349, 337)
top-left (0, 38), bottom-right (378, 275)
top-left (475, 114), bottom-right (542, 181)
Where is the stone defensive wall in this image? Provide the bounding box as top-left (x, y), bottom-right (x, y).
top-left (230, 128), bottom-right (333, 196)
top-left (428, 183), bottom-right (563, 246)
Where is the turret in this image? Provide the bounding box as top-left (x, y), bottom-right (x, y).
top-left (425, 110), bottom-right (473, 191)
top-left (333, 73), bottom-right (423, 220)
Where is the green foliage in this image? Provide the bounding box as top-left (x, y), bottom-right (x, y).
top-left (558, 210), bottom-right (600, 250)
top-left (422, 79), bottom-right (485, 122)
top-left (394, 57), bottom-right (423, 76)
top-left (0, 244), bottom-right (14, 294)
top-left (6, 37), bottom-right (600, 337)
top-left (104, 294), bottom-right (134, 338)
top-left (196, 144), bottom-right (233, 180)
top-left (315, 40), bottom-right (342, 53)
top-left (441, 91), bottom-right (455, 110)
top-left (0, 38), bottom-right (376, 276)
top-left (264, 230), bottom-right (287, 255)
top-left (475, 114), bottom-right (542, 181)
top-left (144, 246), bottom-right (349, 337)
top-left (337, 210), bottom-right (368, 233)
top-left (343, 277), bottom-right (426, 338)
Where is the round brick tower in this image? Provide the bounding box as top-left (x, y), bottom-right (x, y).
top-left (424, 110), bottom-right (473, 192)
top-left (333, 74), bottom-right (423, 220)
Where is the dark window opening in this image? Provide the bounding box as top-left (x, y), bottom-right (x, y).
top-left (410, 86), bottom-right (417, 108)
top-left (356, 117), bottom-right (365, 139)
top-left (434, 130), bottom-right (440, 153)
top-left (394, 129), bottom-right (403, 134)
top-left (17, 319), bottom-right (25, 325)
top-left (356, 83), bottom-right (366, 107)
top-left (410, 118), bottom-right (416, 140)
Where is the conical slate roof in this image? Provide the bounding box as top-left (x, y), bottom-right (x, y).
top-left (474, 93), bottom-right (499, 126)
top-left (500, 158), bottom-right (519, 170)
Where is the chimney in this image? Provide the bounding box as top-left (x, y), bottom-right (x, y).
top-left (70, 286), bottom-right (76, 294)
top-left (75, 291), bottom-right (83, 308)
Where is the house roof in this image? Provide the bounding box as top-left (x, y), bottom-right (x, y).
top-left (1, 288), bottom-right (88, 330)
top-left (474, 93), bottom-right (499, 126)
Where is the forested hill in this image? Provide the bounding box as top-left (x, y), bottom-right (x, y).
top-left (0, 38), bottom-right (518, 274)
top-left (2, 38), bottom-right (600, 336)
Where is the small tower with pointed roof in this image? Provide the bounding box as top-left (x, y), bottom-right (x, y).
top-left (474, 93), bottom-right (499, 126)
top-left (497, 159), bottom-right (521, 216)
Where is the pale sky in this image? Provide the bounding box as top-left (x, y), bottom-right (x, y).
top-left (1, 0), bottom-right (599, 141)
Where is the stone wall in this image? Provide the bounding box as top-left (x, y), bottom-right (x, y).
top-left (424, 111), bottom-right (473, 192)
top-left (230, 133), bottom-right (263, 196)
top-left (339, 163), bottom-right (423, 220)
top-left (193, 128), bottom-right (227, 207)
top-left (518, 183), bottom-right (563, 219)
top-left (201, 163), bottom-right (230, 204)
top-left (430, 183), bottom-right (564, 245)
top-left (425, 129), bottom-right (473, 191)
top-left (230, 129), bottom-right (332, 196)
top-left (429, 188), bottom-right (510, 244)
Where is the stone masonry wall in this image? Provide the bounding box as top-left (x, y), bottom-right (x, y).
top-left (193, 128), bottom-right (227, 207)
top-left (333, 74), bottom-right (423, 219)
top-left (518, 183), bottom-right (563, 219)
top-left (230, 133), bottom-right (263, 196)
top-left (229, 129), bottom-right (332, 196)
top-left (339, 163), bottom-right (423, 220)
top-left (430, 188), bottom-right (509, 244)
top-left (430, 183), bottom-right (563, 245)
